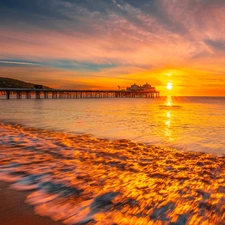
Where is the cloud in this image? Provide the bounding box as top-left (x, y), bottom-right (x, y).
top-left (204, 39), bottom-right (225, 51)
top-left (1, 0), bottom-right (225, 94)
top-left (0, 60), bottom-right (40, 66)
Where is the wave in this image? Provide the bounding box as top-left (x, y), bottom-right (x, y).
top-left (1, 122), bottom-right (225, 224)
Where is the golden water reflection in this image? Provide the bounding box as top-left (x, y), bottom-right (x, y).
top-left (166, 95), bottom-right (173, 106)
top-left (164, 96), bottom-right (174, 142)
top-left (1, 122), bottom-right (225, 224)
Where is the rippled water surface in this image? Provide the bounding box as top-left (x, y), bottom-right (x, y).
top-left (1, 97), bottom-right (225, 224)
top-left (1, 96), bottom-right (225, 154)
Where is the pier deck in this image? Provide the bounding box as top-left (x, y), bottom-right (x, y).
top-left (0, 88), bottom-right (160, 99)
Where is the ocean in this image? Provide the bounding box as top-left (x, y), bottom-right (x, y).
top-left (1, 96), bottom-right (225, 224)
top-left (1, 96), bottom-right (225, 154)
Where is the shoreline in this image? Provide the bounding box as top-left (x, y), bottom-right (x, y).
top-left (1, 122), bottom-right (225, 224)
top-left (0, 181), bottom-right (63, 225)
top-left (1, 96), bottom-right (225, 156)
top-left (0, 121), bottom-right (223, 157)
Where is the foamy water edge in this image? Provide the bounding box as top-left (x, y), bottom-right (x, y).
top-left (1, 122), bottom-right (225, 224)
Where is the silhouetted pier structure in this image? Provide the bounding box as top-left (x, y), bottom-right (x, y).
top-left (0, 88), bottom-right (160, 99)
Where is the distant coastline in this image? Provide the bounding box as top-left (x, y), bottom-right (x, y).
top-left (0, 77), bottom-right (51, 89)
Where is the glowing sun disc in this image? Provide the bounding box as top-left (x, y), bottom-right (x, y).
top-left (166, 82), bottom-right (173, 90)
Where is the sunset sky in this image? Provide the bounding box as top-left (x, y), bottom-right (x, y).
top-left (1, 0), bottom-right (225, 96)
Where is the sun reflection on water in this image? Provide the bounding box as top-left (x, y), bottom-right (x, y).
top-left (1, 122), bottom-right (225, 224)
top-left (166, 95), bottom-right (173, 106)
top-left (164, 96), bottom-right (174, 142)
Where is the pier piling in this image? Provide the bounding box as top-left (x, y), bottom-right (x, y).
top-left (6, 91), bottom-right (10, 99)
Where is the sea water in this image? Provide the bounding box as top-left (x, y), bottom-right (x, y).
top-left (1, 96), bottom-right (225, 154)
top-left (1, 96), bottom-right (225, 224)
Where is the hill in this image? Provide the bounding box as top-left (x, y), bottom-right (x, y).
top-left (0, 77), bottom-right (51, 89)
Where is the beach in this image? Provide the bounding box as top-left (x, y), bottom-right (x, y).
top-left (1, 97), bottom-right (225, 224)
top-left (0, 181), bottom-right (63, 225)
top-left (1, 121), bottom-right (225, 224)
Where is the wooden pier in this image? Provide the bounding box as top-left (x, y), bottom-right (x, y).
top-left (0, 88), bottom-right (160, 99)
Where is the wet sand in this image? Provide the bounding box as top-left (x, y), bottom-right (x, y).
top-left (0, 181), bottom-right (63, 225)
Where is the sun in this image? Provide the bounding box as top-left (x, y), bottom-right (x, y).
top-left (166, 82), bottom-right (173, 90)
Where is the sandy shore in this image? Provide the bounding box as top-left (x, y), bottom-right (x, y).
top-left (0, 181), bottom-right (63, 225)
top-left (1, 123), bottom-right (225, 224)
